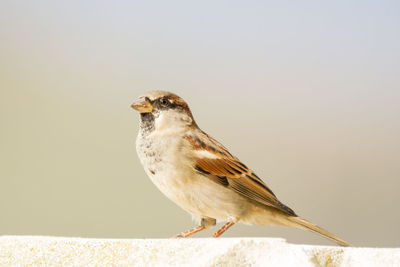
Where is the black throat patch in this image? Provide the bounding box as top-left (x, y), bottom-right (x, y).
top-left (140, 112), bottom-right (155, 135)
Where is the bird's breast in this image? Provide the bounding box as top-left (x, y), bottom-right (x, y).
top-left (136, 133), bottom-right (193, 196)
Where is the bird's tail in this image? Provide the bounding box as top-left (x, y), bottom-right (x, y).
top-left (288, 216), bottom-right (351, 247)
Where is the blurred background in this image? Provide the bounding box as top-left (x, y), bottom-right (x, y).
top-left (1, 1), bottom-right (399, 247)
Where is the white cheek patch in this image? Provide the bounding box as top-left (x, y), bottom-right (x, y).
top-left (154, 110), bottom-right (192, 133)
top-left (194, 149), bottom-right (219, 159)
top-left (154, 112), bottom-right (169, 131)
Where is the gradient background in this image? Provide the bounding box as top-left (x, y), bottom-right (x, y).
top-left (1, 1), bottom-right (399, 247)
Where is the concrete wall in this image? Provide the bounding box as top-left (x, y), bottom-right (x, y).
top-left (1, 236), bottom-right (399, 267)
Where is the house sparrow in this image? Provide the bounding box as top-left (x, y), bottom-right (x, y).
top-left (131, 90), bottom-right (350, 246)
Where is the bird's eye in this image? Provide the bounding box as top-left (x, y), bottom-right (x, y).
top-left (159, 98), bottom-right (169, 106)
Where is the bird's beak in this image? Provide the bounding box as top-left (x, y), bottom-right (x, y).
top-left (131, 97), bottom-right (153, 113)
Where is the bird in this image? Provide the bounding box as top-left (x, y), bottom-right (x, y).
top-left (131, 90), bottom-right (350, 246)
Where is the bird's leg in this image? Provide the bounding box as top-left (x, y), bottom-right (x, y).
top-left (173, 217), bottom-right (216, 238)
top-left (212, 222), bottom-right (235, 237)
top-left (173, 225), bottom-right (205, 238)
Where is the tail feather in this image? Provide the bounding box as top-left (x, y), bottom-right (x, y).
top-left (288, 216), bottom-right (351, 247)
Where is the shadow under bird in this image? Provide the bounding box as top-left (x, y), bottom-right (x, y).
top-left (131, 90), bottom-right (350, 246)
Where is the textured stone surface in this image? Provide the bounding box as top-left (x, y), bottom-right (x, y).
top-left (0, 236), bottom-right (399, 267)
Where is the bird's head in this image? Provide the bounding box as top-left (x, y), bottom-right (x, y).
top-left (131, 91), bottom-right (197, 134)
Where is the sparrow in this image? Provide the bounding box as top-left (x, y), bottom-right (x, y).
top-left (131, 90), bottom-right (350, 246)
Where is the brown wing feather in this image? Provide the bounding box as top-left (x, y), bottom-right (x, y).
top-left (184, 133), bottom-right (296, 216)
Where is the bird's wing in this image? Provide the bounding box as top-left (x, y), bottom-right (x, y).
top-left (184, 132), bottom-right (296, 216)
